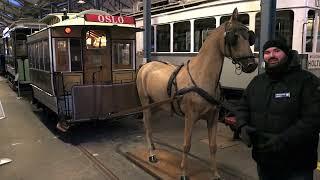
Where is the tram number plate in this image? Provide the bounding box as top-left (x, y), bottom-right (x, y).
top-left (308, 54), bottom-right (320, 69)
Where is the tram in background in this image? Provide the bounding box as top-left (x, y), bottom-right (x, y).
top-left (27, 9), bottom-right (142, 130)
top-left (133, 0), bottom-right (320, 99)
top-left (2, 19), bottom-right (46, 89)
top-left (0, 33), bottom-right (4, 75)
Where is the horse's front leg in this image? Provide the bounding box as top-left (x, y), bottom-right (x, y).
top-left (207, 109), bottom-right (220, 180)
top-left (143, 108), bottom-right (157, 163)
top-left (180, 113), bottom-right (197, 180)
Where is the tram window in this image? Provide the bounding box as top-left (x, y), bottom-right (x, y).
top-left (7, 38), bottom-right (13, 56)
top-left (55, 39), bottom-right (69, 71)
top-left (70, 39), bottom-right (82, 71)
top-left (156, 24), bottom-right (170, 52)
top-left (306, 10), bottom-right (315, 52)
top-left (255, 10), bottom-right (294, 51)
top-left (43, 40), bottom-right (50, 71)
top-left (28, 45), bottom-right (33, 68)
top-left (112, 42), bottom-right (132, 69)
top-left (220, 14), bottom-right (249, 26)
top-left (29, 44), bottom-right (33, 68)
top-left (15, 33), bottom-right (27, 57)
top-left (151, 26), bottom-right (154, 52)
top-left (86, 30), bottom-right (107, 49)
top-left (32, 43), bottom-right (36, 68)
top-left (317, 18), bottom-right (320, 52)
top-left (194, 18), bottom-right (216, 52)
top-left (174, 21), bottom-right (190, 52)
top-left (39, 41), bottom-right (44, 70)
top-left (35, 43), bottom-right (40, 69)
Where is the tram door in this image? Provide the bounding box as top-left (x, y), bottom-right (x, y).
top-left (83, 29), bottom-right (111, 84)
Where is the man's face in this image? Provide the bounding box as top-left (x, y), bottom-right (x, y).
top-left (263, 47), bottom-right (287, 68)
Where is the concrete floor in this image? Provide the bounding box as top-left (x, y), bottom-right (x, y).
top-left (0, 77), bottom-right (318, 180)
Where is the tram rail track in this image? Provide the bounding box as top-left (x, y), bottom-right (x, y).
top-left (76, 144), bottom-right (120, 180)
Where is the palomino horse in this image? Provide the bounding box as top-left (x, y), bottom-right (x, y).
top-left (136, 8), bottom-right (257, 180)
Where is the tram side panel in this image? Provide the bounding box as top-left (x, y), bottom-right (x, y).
top-left (28, 24), bottom-right (141, 124)
top-left (28, 29), bottom-right (58, 113)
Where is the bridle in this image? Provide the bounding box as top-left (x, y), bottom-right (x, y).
top-left (224, 22), bottom-right (255, 74)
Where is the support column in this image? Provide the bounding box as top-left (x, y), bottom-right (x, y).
top-left (143, 0), bottom-right (151, 63)
top-left (259, 0), bottom-right (277, 73)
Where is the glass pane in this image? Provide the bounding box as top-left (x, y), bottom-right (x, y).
top-left (112, 42), bottom-right (132, 69)
top-left (8, 38), bottom-right (13, 56)
top-left (43, 40), bottom-right (50, 71)
top-left (39, 41), bottom-right (44, 70)
top-left (35, 43), bottom-right (39, 69)
top-left (156, 24), bottom-right (170, 52)
top-left (15, 40), bottom-right (27, 57)
top-left (151, 26), bottom-right (154, 52)
top-left (28, 45), bottom-right (33, 68)
top-left (194, 18), bottom-right (216, 52)
top-left (70, 39), bottom-right (82, 71)
top-left (254, 10), bottom-right (294, 51)
top-left (32, 44), bottom-right (36, 68)
top-left (55, 39), bottom-right (69, 71)
top-left (316, 14), bottom-right (320, 52)
top-left (220, 14), bottom-right (249, 26)
top-left (86, 30), bottom-right (107, 49)
top-left (173, 21), bottom-right (190, 52)
top-left (306, 10), bottom-right (315, 52)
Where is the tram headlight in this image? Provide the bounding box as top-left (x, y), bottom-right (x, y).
top-left (64, 27), bottom-right (72, 34)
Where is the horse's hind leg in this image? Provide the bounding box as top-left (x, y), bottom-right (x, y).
top-left (207, 110), bottom-right (220, 180)
top-left (142, 107), bottom-right (158, 163)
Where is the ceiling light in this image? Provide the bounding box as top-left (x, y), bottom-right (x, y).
top-left (77, 0), bottom-right (86, 4)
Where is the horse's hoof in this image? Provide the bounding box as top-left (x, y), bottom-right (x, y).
top-left (180, 175), bottom-right (189, 180)
top-left (149, 155), bottom-right (158, 163)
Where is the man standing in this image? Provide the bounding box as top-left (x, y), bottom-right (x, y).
top-left (236, 40), bottom-right (320, 180)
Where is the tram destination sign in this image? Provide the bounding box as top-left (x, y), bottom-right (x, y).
top-left (84, 14), bottom-right (135, 25)
top-left (308, 53), bottom-right (320, 69)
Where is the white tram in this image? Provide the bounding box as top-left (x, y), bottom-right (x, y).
top-left (134, 0), bottom-right (320, 95)
top-left (27, 10), bottom-right (142, 129)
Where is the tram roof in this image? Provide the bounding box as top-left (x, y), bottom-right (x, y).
top-left (41, 9), bottom-right (138, 29)
top-left (2, 18), bottom-right (46, 35)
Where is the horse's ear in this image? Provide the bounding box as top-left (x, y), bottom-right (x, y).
top-left (230, 8), bottom-right (238, 22)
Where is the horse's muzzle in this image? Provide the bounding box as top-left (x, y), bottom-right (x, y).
top-left (242, 61), bottom-right (258, 73)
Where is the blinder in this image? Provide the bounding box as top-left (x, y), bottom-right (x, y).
top-left (225, 29), bottom-right (256, 46)
top-left (225, 31), bottom-right (238, 46)
top-left (248, 30), bottom-right (255, 46)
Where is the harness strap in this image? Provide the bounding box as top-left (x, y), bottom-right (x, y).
top-left (187, 60), bottom-right (197, 87)
top-left (167, 63), bottom-right (185, 116)
top-left (176, 86), bottom-right (221, 107)
top-left (167, 63), bottom-right (184, 97)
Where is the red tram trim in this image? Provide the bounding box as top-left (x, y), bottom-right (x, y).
top-left (84, 14), bottom-right (135, 25)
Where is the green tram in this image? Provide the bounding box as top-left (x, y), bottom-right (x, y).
top-left (2, 18), bottom-right (46, 89)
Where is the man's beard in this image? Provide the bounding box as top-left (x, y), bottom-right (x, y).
top-left (265, 56), bottom-right (289, 79)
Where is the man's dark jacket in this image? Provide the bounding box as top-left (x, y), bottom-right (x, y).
top-left (236, 51), bottom-right (320, 172)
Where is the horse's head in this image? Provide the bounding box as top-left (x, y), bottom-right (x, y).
top-left (223, 8), bottom-right (258, 73)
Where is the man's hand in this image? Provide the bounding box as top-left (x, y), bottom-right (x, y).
top-left (240, 125), bottom-right (256, 147)
top-left (256, 134), bottom-right (285, 153)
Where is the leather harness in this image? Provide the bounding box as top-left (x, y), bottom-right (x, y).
top-left (166, 60), bottom-right (223, 116)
